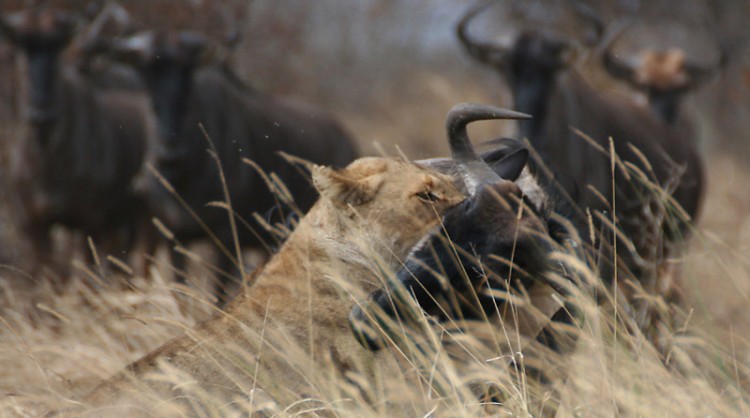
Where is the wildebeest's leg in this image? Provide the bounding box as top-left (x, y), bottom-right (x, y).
top-left (597, 213), bottom-right (682, 361)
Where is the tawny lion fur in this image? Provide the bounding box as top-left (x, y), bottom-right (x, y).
top-left (74, 157), bottom-right (464, 416)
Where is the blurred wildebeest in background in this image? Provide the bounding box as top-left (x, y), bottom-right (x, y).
top-left (0, 5), bottom-right (155, 275)
top-left (456, 0), bottom-right (705, 347)
top-left (602, 19), bottom-right (727, 128)
top-left (91, 22), bottom-right (360, 302)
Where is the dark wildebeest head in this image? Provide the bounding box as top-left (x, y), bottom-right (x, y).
top-left (96, 30), bottom-right (211, 142)
top-left (457, 0), bottom-right (604, 140)
top-left (0, 8), bottom-right (77, 124)
top-left (349, 104), bottom-right (579, 352)
top-left (0, 5), bottom-right (155, 273)
top-left (602, 21), bottom-right (727, 125)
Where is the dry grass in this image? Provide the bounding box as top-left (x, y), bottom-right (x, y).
top-left (0, 149), bottom-right (749, 417)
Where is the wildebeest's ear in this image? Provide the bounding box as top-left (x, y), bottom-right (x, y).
top-left (312, 165), bottom-right (384, 206)
top-left (492, 147), bottom-right (529, 182)
top-left (481, 137), bottom-right (530, 181)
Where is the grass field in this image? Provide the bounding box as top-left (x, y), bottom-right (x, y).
top-left (0, 1), bottom-right (748, 414)
top-left (0, 147), bottom-right (749, 417)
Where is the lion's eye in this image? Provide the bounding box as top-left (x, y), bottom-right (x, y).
top-left (416, 190), bottom-right (439, 202)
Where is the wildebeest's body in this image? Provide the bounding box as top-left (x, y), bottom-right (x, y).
top-left (2, 9), bottom-right (153, 266)
top-left (147, 65), bottom-right (356, 247)
top-left (12, 70), bottom-right (150, 226)
top-left (138, 62), bottom-right (359, 299)
top-left (458, 8), bottom-right (705, 291)
top-left (532, 71), bottom-right (703, 231)
top-left (92, 31), bottom-right (359, 297)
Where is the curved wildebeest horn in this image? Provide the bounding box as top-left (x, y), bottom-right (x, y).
top-left (681, 44), bottom-right (729, 90)
top-left (446, 103), bottom-right (531, 193)
top-left (600, 19), bottom-right (638, 85)
top-left (602, 19), bottom-right (728, 92)
top-left (570, 0), bottom-right (605, 46)
top-left (219, 1), bottom-right (242, 49)
top-left (458, 0), bottom-right (605, 66)
top-left (79, 1), bottom-right (134, 57)
top-left (456, 0), bottom-right (508, 65)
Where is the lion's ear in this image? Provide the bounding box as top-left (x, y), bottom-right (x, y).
top-left (313, 165), bottom-right (384, 206)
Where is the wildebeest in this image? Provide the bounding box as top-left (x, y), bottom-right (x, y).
top-left (456, 1), bottom-right (705, 334)
top-left (350, 104), bottom-right (580, 398)
top-left (1, 7), bottom-right (154, 272)
top-left (93, 29), bottom-right (360, 301)
top-left (76, 155), bottom-right (466, 416)
top-left (602, 22), bottom-right (726, 126)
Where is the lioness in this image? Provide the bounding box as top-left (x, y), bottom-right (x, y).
top-left (73, 157), bottom-right (464, 416)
